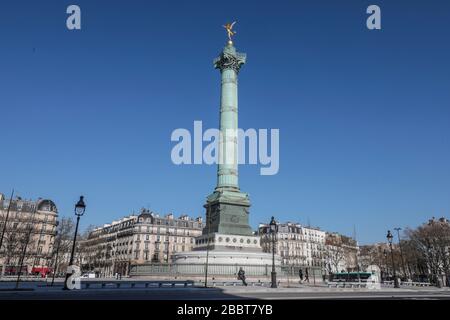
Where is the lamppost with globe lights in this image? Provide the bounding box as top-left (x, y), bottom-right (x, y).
top-left (386, 230), bottom-right (400, 288)
top-left (63, 196), bottom-right (86, 290)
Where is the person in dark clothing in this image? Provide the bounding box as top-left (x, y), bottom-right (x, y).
top-left (299, 269), bottom-right (304, 282)
top-left (238, 267), bottom-right (248, 286)
top-left (305, 268), bottom-right (310, 283)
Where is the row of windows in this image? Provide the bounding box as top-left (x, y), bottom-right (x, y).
top-left (136, 234), bottom-right (194, 243)
top-left (98, 217), bottom-right (202, 236)
top-left (136, 226), bottom-right (199, 236)
top-left (134, 246), bottom-right (187, 260)
top-left (138, 217), bottom-right (201, 229)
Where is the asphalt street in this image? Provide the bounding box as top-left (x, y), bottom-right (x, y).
top-left (0, 284), bottom-right (449, 300)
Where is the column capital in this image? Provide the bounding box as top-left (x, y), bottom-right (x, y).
top-left (214, 44), bottom-right (246, 73)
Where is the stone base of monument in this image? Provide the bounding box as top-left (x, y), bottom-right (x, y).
top-left (172, 250), bottom-right (282, 276)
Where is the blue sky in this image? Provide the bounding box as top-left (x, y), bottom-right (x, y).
top-left (0, 0), bottom-right (449, 244)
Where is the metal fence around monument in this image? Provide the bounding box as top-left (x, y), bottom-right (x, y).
top-left (130, 263), bottom-right (324, 279)
top-left (130, 263), bottom-right (277, 277)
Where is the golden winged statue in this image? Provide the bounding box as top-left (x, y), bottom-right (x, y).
top-left (223, 21), bottom-right (237, 43)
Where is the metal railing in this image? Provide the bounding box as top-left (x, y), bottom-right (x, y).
top-left (130, 262), bottom-right (324, 278)
top-left (83, 280), bottom-right (194, 289)
top-left (210, 280), bottom-right (279, 287)
top-left (130, 263), bottom-right (280, 276)
top-left (383, 280), bottom-right (432, 287)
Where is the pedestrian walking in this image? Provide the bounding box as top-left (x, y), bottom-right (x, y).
top-left (299, 268), bottom-right (304, 283)
top-left (305, 268), bottom-right (309, 283)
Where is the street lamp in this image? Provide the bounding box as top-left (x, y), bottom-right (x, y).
top-left (269, 216), bottom-right (277, 288)
top-left (386, 230), bottom-right (400, 288)
top-left (63, 196), bottom-right (86, 290)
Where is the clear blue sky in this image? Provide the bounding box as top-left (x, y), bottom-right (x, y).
top-left (1, 0), bottom-right (449, 244)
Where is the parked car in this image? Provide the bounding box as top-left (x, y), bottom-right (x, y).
top-left (81, 273), bottom-right (96, 279)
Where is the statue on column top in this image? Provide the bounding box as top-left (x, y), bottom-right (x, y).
top-left (223, 21), bottom-right (237, 44)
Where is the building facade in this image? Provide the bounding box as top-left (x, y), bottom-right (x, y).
top-left (258, 222), bottom-right (327, 268)
top-left (324, 232), bottom-right (359, 273)
top-left (0, 193), bottom-right (58, 275)
top-left (258, 221), bottom-right (360, 275)
top-left (81, 209), bottom-right (203, 276)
